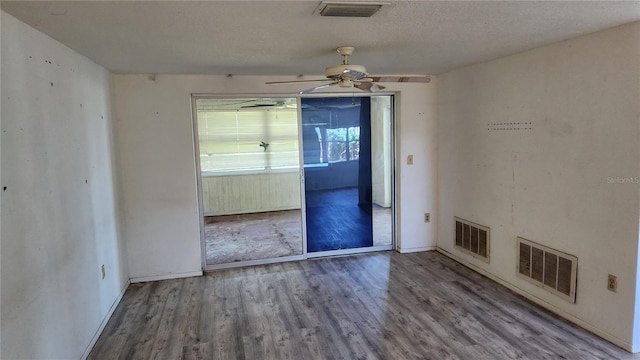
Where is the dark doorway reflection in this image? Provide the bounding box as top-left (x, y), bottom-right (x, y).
top-left (305, 188), bottom-right (372, 252)
top-left (302, 97), bottom-right (373, 252)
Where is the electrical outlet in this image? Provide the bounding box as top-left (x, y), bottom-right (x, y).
top-left (101, 264), bottom-right (106, 280)
top-left (607, 274), bottom-right (617, 292)
top-left (424, 213), bottom-right (430, 223)
top-left (407, 155), bottom-right (413, 165)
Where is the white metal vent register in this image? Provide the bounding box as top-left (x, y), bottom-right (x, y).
top-left (454, 217), bottom-right (490, 263)
top-left (517, 237), bottom-right (578, 303)
top-left (317, 1), bottom-right (387, 17)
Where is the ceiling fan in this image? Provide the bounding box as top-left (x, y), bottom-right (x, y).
top-left (266, 46), bottom-right (430, 94)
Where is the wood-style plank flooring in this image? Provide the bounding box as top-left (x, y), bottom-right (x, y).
top-left (89, 251), bottom-right (639, 359)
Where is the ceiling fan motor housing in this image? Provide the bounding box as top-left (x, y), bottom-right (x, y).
top-left (324, 64), bottom-right (368, 78)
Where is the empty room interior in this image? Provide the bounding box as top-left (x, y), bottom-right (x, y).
top-left (2, 1), bottom-right (640, 359)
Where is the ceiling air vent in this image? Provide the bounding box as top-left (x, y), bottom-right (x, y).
top-left (316, 1), bottom-right (388, 17)
top-left (454, 217), bottom-right (490, 263)
top-left (517, 237), bottom-right (578, 303)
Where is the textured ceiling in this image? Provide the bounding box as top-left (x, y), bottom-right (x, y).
top-left (2, 1), bottom-right (639, 76)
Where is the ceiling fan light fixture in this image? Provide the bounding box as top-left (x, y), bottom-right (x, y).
top-left (316, 1), bottom-right (389, 17)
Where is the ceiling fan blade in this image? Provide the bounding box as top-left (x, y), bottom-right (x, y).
top-left (354, 82), bottom-right (372, 91)
top-left (342, 69), bottom-right (368, 80)
top-left (370, 76), bottom-right (431, 83)
top-left (266, 79), bottom-right (331, 84)
top-left (355, 82), bottom-right (386, 93)
top-left (299, 82), bottom-right (337, 94)
top-left (371, 84), bottom-right (387, 92)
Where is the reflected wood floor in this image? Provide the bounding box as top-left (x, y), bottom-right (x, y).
top-left (305, 188), bottom-right (373, 252)
top-left (89, 251), bottom-right (638, 360)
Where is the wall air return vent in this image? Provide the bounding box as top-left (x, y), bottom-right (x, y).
top-left (454, 217), bottom-right (490, 263)
top-left (316, 1), bottom-right (388, 17)
top-left (517, 237), bottom-right (578, 303)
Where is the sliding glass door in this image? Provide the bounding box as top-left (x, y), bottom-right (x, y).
top-left (193, 95), bottom-right (393, 269)
top-left (301, 96), bottom-right (393, 255)
top-left (194, 98), bottom-right (304, 268)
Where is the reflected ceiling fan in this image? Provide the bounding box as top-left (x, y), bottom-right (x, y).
top-left (266, 46), bottom-right (430, 94)
top-left (239, 99), bottom-right (297, 109)
top-left (240, 101), bottom-right (285, 109)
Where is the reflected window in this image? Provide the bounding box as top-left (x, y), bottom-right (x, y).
top-left (326, 127), bottom-right (360, 162)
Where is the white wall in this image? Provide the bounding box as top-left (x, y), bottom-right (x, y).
top-left (372, 96), bottom-right (392, 208)
top-left (396, 80), bottom-right (439, 252)
top-left (1, 11), bottom-right (129, 359)
top-left (113, 75), bottom-right (437, 280)
top-left (202, 173), bottom-right (301, 216)
top-left (437, 22), bottom-right (640, 350)
top-left (0, 11), bottom-right (3, 359)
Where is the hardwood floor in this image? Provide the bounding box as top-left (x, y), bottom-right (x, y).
top-left (89, 251), bottom-right (639, 359)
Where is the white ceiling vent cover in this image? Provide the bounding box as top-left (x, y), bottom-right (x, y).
top-left (517, 237), bottom-right (578, 303)
top-left (316, 1), bottom-right (388, 17)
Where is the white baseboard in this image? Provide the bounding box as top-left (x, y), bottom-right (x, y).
top-left (130, 270), bottom-right (203, 283)
top-left (81, 279), bottom-right (130, 360)
top-left (435, 247), bottom-right (635, 353)
top-left (81, 270), bottom-right (203, 358)
top-left (397, 245), bottom-right (436, 253)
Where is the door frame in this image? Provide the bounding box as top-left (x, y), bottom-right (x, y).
top-left (191, 93), bottom-right (397, 271)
